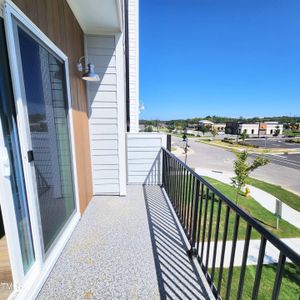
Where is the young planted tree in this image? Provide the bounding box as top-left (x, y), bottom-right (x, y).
top-left (239, 129), bottom-right (249, 142)
top-left (232, 151), bottom-right (269, 204)
top-left (274, 125), bottom-right (280, 136)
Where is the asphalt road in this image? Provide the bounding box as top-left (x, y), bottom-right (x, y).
top-left (172, 136), bottom-right (300, 194)
top-left (244, 138), bottom-right (300, 149)
top-left (250, 153), bottom-right (300, 171)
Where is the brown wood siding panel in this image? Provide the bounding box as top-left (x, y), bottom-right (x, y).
top-left (12, 0), bottom-right (93, 213)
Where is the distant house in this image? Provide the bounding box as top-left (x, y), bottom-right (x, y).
top-left (226, 122), bottom-right (283, 136)
top-left (258, 122), bottom-right (267, 136)
top-left (238, 123), bottom-right (259, 136)
top-left (139, 124), bottom-right (146, 132)
top-left (284, 122), bottom-right (300, 131)
top-left (264, 122), bottom-right (283, 135)
top-left (187, 123), bottom-right (198, 130)
top-left (212, 123), bottom-right (226, 132)
top-left (225, 122), bottom-right (240, 134)
top-left (198, 120), bottom-right (214, 130)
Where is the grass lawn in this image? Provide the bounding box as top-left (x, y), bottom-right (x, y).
top-left (247, 177), bottom-right (300, 212)
top-left (217, 263), bottom-right (300, 300)
top-left (201, 177), bottom-right (300, 240)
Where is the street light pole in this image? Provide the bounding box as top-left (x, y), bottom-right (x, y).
top-left (265, 137), bottom-right (267, 148)
top-left (182, 133), bottom-right (189, 164)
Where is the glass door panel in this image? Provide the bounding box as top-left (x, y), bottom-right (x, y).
top-left (0, 18), bottom-right (35, 274)
top-left (17, 26), bottom-right (76, 253)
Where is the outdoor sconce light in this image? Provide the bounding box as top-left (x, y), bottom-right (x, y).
top-left (139, 103), bottom-right (145, 114)
top-left (77, 56), bottom-right (100, 81)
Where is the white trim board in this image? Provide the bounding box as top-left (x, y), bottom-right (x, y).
top-left (115, 32), bottom-right (127, 196)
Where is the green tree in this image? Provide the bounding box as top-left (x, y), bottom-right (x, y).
top-left (232, 151), bottom-right (269, 204)
top-left (167, 125), bottom-right (175, 132)
top-left (274, 125), bottom-right (280, 136)
top-left (145, 125), bottom-right (153, 132)
top-left (199, 125), bottom-right (209, 136)
top-left (212, 128), bottom-right (218, 139)
top-left (240, 129), bottom-right (249, 142)
top-left (145, 120), bottom-right (156, 126)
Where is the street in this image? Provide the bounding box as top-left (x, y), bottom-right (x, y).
top-left (172, 136), bottom-right (300, 194)
top-left (250, 153), bottom-right (300, 171)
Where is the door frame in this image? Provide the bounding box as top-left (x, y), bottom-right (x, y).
top-left (1, 0), bottom-right (81, 298)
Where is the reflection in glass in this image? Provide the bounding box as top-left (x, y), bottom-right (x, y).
top-left (18, 27), bottom-right (75, 252)
top-left (0, 19), bottom-right (35, 273)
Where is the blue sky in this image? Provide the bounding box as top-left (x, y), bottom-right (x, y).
top-left (140, 0), bottom-right (300, 120)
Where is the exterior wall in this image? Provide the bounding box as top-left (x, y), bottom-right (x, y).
top-left (86, 34), bottom-right (126, 195)
top-left (266, 124), bottom-right (283, 135)
top-left (225, 122), bottom-right (239, 134)
top-left (127, 133), bottom-right (166, 184)
top-left (212, 123), bottom-right (226, 132)
top-left (12, 0), bottom-right (93, 213)
top-left (259, 123), bottom-right (267, 130)
top-left (128, 0), bottom-right (139, 132)
top-left (199, 120), bottom-right (214, 129)
top-left (238, 124), bottom-right (259, 135)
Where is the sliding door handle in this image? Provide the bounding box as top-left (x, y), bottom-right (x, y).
top-left (27, 150), bottom-right (34, 162)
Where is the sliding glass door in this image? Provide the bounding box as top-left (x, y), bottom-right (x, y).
top-left (0, 2), bottom-right (80, 296)
top-left (15, 25), bottom-right (76, 253)
top-left (0, 18), bottom-right (35, 275)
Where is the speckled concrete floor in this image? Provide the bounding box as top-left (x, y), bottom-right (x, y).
top-left (37, 185), bottom-right (212, 300)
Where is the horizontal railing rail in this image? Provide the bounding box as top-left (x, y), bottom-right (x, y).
top-left (161, 147), bottom-right (300, 300)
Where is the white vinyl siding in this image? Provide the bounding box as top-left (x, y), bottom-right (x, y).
top-left (127, 133), bottom-right (167, 184)
top-left (128, 0), bottom-right (139, 133)
top-left (86, 35), bottom-right (120, 194)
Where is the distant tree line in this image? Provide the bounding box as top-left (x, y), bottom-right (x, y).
top-left (140, 116), bottom-right (300, 130)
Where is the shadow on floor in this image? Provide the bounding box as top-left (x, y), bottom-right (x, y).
top-left (143, 185), bottom-right (211, 300)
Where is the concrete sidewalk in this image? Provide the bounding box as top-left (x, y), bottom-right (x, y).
top-left (195, 168), bottom-right (300, 229)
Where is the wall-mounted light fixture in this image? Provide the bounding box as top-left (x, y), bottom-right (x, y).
top-left (139, 102), bottom-right (145, 114)
top-left (77, 56), bottom-right (100, 81)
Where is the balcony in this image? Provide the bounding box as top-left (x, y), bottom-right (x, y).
top-left (37, 184), bottom-right (213, 299)
top-left (37, 149), bottom-right (300, 299)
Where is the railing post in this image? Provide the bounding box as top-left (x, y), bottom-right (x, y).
top-left (162, 149), bottom-right (165, 188)
top-left (167, 134), bottom-right (171, 151)
top-left (188, 179), bottom-right (200, 257)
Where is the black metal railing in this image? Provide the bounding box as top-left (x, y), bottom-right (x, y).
top-left (161, 147), bottom-right (300, 300)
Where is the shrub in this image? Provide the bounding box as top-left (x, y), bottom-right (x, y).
top-left (222, 140), bottom-right (235, 145)
top-left (286, 139), bottom-right (300, 143)
top-left (238, 141), bottom-right (259, 148)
